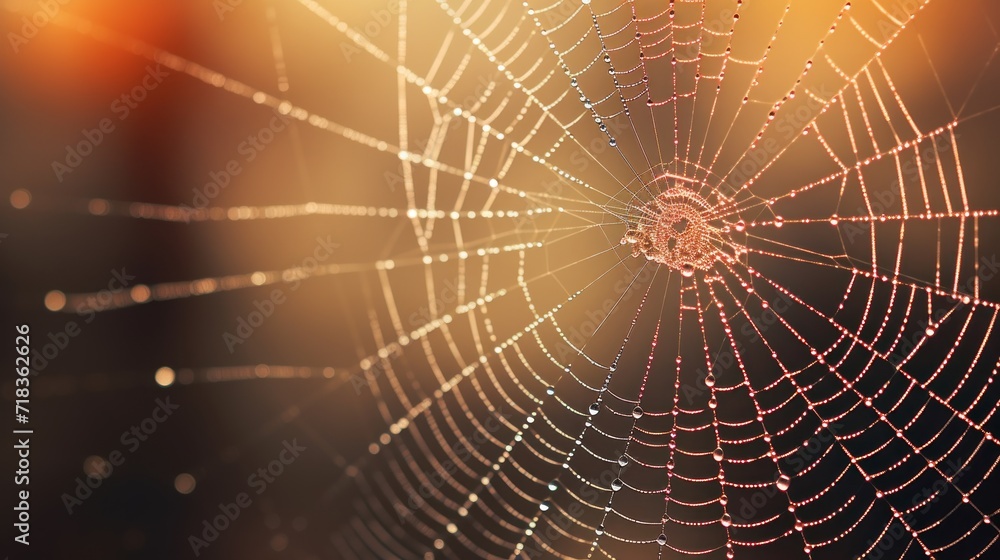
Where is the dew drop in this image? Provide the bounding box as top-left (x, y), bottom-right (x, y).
top-left (777, 474), bottom-right (791, 491)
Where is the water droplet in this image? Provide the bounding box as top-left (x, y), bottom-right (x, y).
top-left (596, 524), bottom-right (605, 535)
top-left (713, 447), bottom-right (725, 461)
top-left (617, 455), bottom-right (629, 467)
top-left (705, 374), bottom-right (716, 387)
top-left (777, 474), bottom-right (791, 491)
top-left (548, 480), bottom-right (559, 492)
top-left (589, 403), bottom-right (600, 416)
top-left (632, 406), bottom-right (644, 419)
top-left (735, 220), bottom-right (746, 232)
top-left (681, 263), bottom-right (695, 277)
top-left (611, 478), bottom-right (623, 491)
top-left (540, 500), bottom-right (551, 512)
top-left (656, 534), bottom-right (667, 545)
top-left (721, 514), bottom-right (732, 527)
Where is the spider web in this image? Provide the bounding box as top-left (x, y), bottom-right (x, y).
top-left (24, 0), bottom-right (1000, 558)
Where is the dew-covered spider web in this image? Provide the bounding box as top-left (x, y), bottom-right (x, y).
top-left (20, 0), bottom-right (1000, 558)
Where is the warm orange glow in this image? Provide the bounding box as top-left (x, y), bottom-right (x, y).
top-left (44, 290), bottom-right (66, 312)
top-left (9, 189), bottom-right (31, 209)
